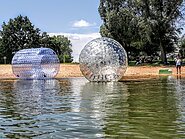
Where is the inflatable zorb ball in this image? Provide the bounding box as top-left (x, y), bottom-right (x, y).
top-left (79, 37), bottom-right (127, 82)
top-left (12, 48), bottom-right (60, 79)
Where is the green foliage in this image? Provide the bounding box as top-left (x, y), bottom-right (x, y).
top-left (179, 36), bottom-right (185, 57)
top-left (44, 35), bottom-right (73, 63)
top-left (0, 15), bottom-right (73, 63)
top-left (0, 15), bottom-right (40, 63)
top-left (40, 33), bottom-right (73, 63)
top-left (99, 0), bottom-right (184, 64)
top-left (180, 36), bottom-right (185, 48)
top-left (0, 38), bottom-right (4, 63)
top-left (144, 0), bottom-right (183, 64)
top-left (99, 1), bottom-right (144, 53)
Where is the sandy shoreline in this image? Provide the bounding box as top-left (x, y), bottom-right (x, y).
top-left (0, 64), bottom-right (183, 80)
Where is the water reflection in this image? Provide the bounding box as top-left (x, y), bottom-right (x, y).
top-left (80, 81), bottom-right (128, 120)
top-left (13, 79), bottom-right (61, 115)
top-left (0, 78), bottom-right (185, 138)
top-left (124, 78), bottom-right (180, 138)
top-left (77, 78), bottom-right (185, 138)
top-left (0, 79), bottom-right (70, 138)
top-left (79, 79), bottom-right (181, 138)
top-left (167, 76), bottom-right (185, 134)
top-left (79, 81), bottom-right (129, 138)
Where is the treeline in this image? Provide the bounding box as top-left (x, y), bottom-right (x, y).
top-left (0, 15), bottom-right (73, 64)
top-left (99, 0), bottom-right (185, 64)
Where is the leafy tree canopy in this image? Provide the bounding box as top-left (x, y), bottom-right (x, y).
top-left (0, 15), bottom-right (73, 63)
top-left (99, 0), bottom-right (185, 64)
top-left (41, 34), bottom-right (73, 63)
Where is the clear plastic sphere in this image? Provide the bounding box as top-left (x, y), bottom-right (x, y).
top-left (12, 48), bottom-right (60, 79)
top-left (79, 37), bottom-right (127, 82)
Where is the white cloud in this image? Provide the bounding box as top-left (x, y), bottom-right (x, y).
top-left (49, 32), bottom-right (101, 62)
top-left (72, 19), bottom-right (96, 28)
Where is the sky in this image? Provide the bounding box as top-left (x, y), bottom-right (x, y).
top-left (0, 0), bottom-right (102, 62)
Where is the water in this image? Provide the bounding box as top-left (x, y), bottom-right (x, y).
top-left (0, 77), bottom-right (185, 138)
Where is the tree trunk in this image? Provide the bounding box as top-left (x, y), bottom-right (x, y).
top-left (160, 40), bottom-right (167, 64)
top-left (63, 53), bottom-right (66, 63)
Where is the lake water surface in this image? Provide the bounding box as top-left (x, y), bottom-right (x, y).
top-left (0, 77), bottom-right (185, 138)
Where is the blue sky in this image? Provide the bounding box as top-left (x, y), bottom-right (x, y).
top-left (0, 0), bottom-right (102, 33)
top-left (0, 0), bottom-right (102, 61)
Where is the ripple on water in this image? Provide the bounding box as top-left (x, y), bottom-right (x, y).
top-left (0, 78), bottom-right (184, 138)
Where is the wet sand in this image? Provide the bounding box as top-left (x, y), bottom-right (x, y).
top-left (0, 64), bottom-right (183, 80)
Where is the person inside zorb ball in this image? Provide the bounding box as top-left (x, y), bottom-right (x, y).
top-left (79, 37), bottom-right (128, 82)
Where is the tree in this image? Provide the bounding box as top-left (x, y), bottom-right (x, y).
top-left (0, 15), bottom-right (73, 63)
top-left (0, 38), bottom-right (4, 63)
top-left (99, 0), bottom-right (143, 54)
top-left (179, 35), bottom-right (185, 57)
top-left (99, 0), bottom-right (184, 64)
top-left (142, 0), bottom-right (184, 64)
top-left (40, 32), bottom-right (51, 48)
top-left (41, 35), bottom-right (73, 63)
top-left (0, 15), bottom-right (40, 63)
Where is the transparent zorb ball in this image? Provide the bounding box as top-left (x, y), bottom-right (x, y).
top-left (12, 48), bottom-right (60, 79)
top-left (79, 37), bottom-right (127, 82)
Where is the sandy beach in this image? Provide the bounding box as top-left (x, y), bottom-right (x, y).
top-left (0, 64), bottom-right (183, 80)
